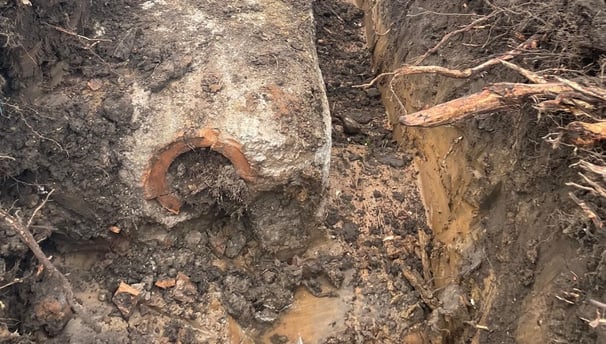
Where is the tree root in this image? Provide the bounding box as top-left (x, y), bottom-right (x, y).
top-left (363, 25), bottom-right (606, 231)
top-left (0, 191), bottom-right (101, 333)
top-left (400, 82), bottom-right (572, 127)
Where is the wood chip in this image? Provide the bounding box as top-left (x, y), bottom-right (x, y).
top-left (112, 281), bottom-right (143, 319)
top-left (114, 281), bottom-right (141, 297)
top-left (154, 278), bottom-right (176, 289)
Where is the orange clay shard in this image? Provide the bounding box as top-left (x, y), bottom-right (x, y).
top-left (142, 128), bottom-right (254, 214)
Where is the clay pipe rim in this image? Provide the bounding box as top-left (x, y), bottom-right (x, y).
top-left (142, 128), bottom-right (254, 214)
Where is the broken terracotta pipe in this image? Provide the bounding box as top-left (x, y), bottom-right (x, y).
top-left (142, 128), bottom-right (254, 214)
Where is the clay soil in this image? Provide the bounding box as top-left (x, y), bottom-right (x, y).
top-left (1, 0), bottom-right (605, 343)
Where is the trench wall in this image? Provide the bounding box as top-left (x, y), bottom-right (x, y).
top-left (356, 1), bottom-right (585, 342)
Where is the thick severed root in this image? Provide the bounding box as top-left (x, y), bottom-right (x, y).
top-left (400, 82), bottom-right (573, 127)
top-left (566, 121), bottom-right (606, 146)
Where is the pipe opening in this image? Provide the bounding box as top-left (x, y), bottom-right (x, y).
top-left (142, 128), bottom-right (254, 214)
top-left (167, 148), bottom-right (250, 216)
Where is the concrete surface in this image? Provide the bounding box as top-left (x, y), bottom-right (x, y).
top-left (119, 0), bottom-right (331, 256)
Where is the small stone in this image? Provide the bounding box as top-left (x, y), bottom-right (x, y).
top-left (342, 220), bottom-right (359, 243)
top-left (347, 153), bottom-right (363, 161)
top-left (392, 192), bottom-right (405, 202)
top-left (208, 233), bottom-right (226, 256)
top-left (325, 210), bottom-right (340, 227)
top-left (110, 237), bottom-right (130, 255)
top-left (185, 231), bottom-right (202, 249)
top-left (254, 308), bottom-right (279, 323)
top-left (101, 95), bottom-right (133, 124)
top-left (118, 169), bottom-right (130, 180)
top-left (325, 265), bottom-right (344, 288)
top-left (112, 281), bottom-right (143, 319)
top-left (141, 275), bottom-right (154, 291)
top-left (341, 116), bottom-right (362, 135)
top-left (172, 272), bottom-right (197, 303)
top-left (270, 334), bottom-right (289, 344)
top-left (340, 193), bottom-right (353, 203)
top-left (87, 78), bottom-right (103, 91)
top-left (262, 270), bottom-right (276, 284)
top-left (364, 87), bottom-right (381, 98)
top-left (225, 231), bottom-right (247, 258)
top-left (377, 155), bottom-right (406, 168)
top-left (148, 292), bottom-right (167, 309)
top-left (349, 112), bottom-right (373, 125)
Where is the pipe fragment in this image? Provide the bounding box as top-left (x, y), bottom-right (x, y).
top-left (142, 128), bottom-right (254, 214)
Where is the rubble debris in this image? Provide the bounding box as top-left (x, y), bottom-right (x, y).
top-left (112, 281), bottom-right (143, 319)
top-left (154, 278), bottom-right (177, 290)
top-left (172, 272), bottom-right (197, 303)
top-left (29, 275), bottom-right (74, 336)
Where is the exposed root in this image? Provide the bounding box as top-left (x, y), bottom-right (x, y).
top-left (577, 160), bottom-right (606, 176)
top-left (410, 10), bottom-right (504, 66)
top-left (401, 265), bottom-right (439, 310)
top-left (567, 192), bottom-right (602, 230)
top-left (1, 102), bottom-right (69, 157)
top-left (365, 21), bottom-right (606, 228)
top-left (400, 82), bottom-right (572, 127)
top-left (499, 60), bottom-right (547, 84)
top-left (0, 190), bottom-right (101, 333)
top-left (42, 22), bottom-right (111, 44)
top-left (355, 23), bottom-right (538, 89)
top-left (583, 301), bottom-right (606, 328)
top-left (589, 299), bottom-right (606, 310)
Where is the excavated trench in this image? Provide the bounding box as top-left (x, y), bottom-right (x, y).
top-left (354, 1), bottom-right (606, 343)
top-left (1, 0), bottom-right (606, 343)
